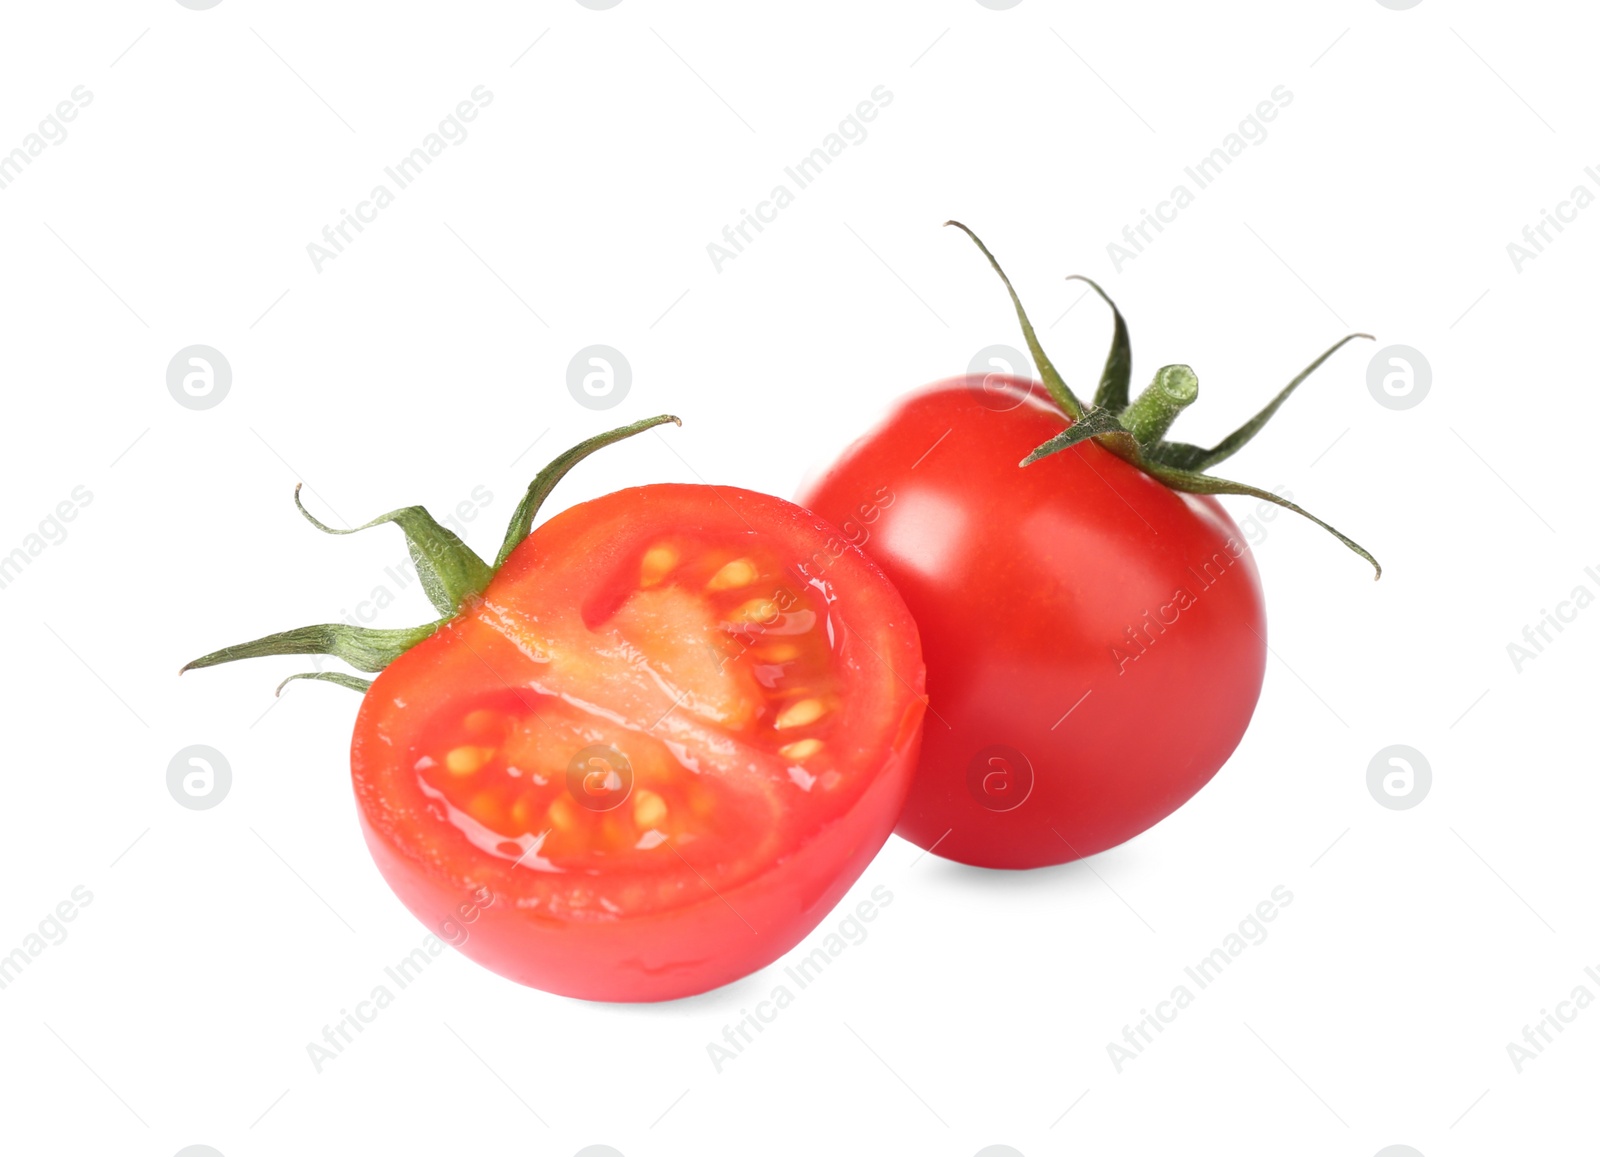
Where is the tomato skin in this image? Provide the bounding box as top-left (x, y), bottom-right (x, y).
top-left (350, 484), bottom-right (924, 1001)
top-left (357, 719), bottom-right (916, 1000)
top-left (798, 377), bottom-right (1267, 870)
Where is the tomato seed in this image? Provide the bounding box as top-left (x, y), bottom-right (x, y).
top-left (774, 698), bottom-right (826, 730)
top-left (445, 745), bottom-right (496, 775)
top-left (633, 790), bottom-right (667, 828)
top-left (706, 557), bottom-right (758, 591)
top-left (639, 545), bottom-right (678, 587)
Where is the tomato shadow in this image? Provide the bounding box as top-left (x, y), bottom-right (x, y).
top-left (915, 842), bottom-right (1146, 899)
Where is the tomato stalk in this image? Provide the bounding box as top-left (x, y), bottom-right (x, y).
top-left (180, 414), bottom-right (683, 692)
top-left (1119, 364), bottom-right (1198, 445)
top-left (946, 220), bottom-right (1381, 578)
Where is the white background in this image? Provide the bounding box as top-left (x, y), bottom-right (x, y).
top-left (0, 2), bottom-right (1594, 1155)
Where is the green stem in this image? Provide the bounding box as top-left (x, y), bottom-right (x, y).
top-left (494, 414), bottom-right (681, 569)
top-left (1120, 364), bottom-right (1197, 445)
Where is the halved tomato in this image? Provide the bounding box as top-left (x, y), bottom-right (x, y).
top-left (186, 420), bottom-right (925, 1002)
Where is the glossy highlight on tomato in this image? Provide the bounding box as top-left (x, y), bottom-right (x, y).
top-left (800, 377), bottom-right (1267, 870)
top-left (352, 483), bottom-right (924, 1000)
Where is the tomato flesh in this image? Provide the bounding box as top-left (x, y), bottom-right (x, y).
top-left (799, 378), bottom-right (1267, 870)
top-left (414, 691), bottom-right (777, 887)
top-left (352, 484), bottom-right (924, 1000)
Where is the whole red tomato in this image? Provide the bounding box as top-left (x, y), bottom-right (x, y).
top-left (798, 223), bottom-right (1378, 870)
top-left (187, 418), bottom-right (925, 1000)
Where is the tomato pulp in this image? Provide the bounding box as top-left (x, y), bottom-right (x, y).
top-left (352, 484), bottom-right (925, 1000)
top-left (799, 378), bottom-right (1267, 870)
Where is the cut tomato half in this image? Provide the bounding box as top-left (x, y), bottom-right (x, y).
top-left (184, 418), bottom-right (926, 1002)
top-left (352, 484), bottom-right (925, 1000)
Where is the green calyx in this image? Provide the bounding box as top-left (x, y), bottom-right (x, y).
top-left (946, 220), bottom-right (1381, 579)
top-left (180, 414), bottom-right (682, 694)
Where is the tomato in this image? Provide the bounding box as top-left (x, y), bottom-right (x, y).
top-left (801, 377), bottom-right (1265, 868)
top-left (358, 485), bottom-right (924, 1001)
top-left (798, 223), bottom-right (1378, 870)
top-left (186, 420), bottom-right (925, 1001)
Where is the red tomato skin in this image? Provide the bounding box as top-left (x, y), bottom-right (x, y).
top-left (356, 721), bottom-right (918, 1001)
top-left (798, 377), bottom-right (1267, 870)
top-left (349, 484), bottom-right (925, 1002)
